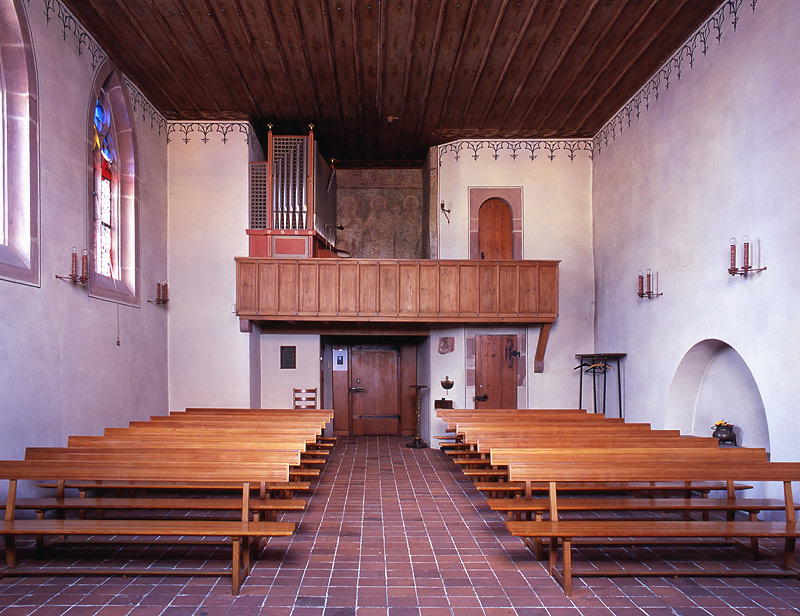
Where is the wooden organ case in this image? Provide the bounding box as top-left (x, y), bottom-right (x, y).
top-left (247, 126), bottom-right (337, 258)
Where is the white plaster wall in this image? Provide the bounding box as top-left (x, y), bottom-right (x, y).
top-left (592, 0), bottom-right (800, 465)
top-left (423, 328), bottom-right (466, 446)
top-left (436, 145), bottom-right (595, 411)
top-left (0, 3), bottom-right (168, 493)
top-left (259, 334), bottom-right (320, 409)
top-left (167, 133), bottom-right (254, 410)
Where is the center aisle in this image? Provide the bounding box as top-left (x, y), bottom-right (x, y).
top-left (257, 436), bottom-right (568, 613)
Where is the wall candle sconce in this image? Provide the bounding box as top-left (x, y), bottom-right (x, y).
top-left (729, 236), bottom-right (766, 276)
top-left (148, 280), bottom-right (169, 305)
top-left (440, 201), bottom-right (451, 224)
top-left (637, 268), bottom-right (662, 299)
top-left (56, 247), bottom-right (88, 284)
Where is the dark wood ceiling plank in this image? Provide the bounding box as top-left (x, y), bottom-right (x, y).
top-left (323, 0), bottom-right (362, 161)
top-left (398, 1), bottom-right (441, 160)
top-left (261, 0), bottom-right (323, 131)
top-left (454, 1), bottom-right (536, 132)
top-left (547, 0), bottom-right (657, 133)
top-left (452, 0), bottom-right (509, 131)
top-left (219, 0), bottom-right (284, 121)
top-left (151, 0), bottom-right (255, 117)
top-left (416, 2), bottom-right (473, 150)
top-left (378, 0), bottom-right (417, 163)
top-left (238, 0), bottom-right (307, 127)
top-left (387, 0), bottom-right (419, 163)
top-left (189, 0), bottom-right (263, 116)
top-left (570, 0), bottom-right (710, 134)
top-left (67, 0), bottom-right (199, 115)
top-left (478, 0), bottom-right (559, 131)
top-left (281, 2), bottom-right (325, 129)
top-left (409, 1), bottom-right (448, 154)
top-left (311, 0), bottom-right (347, 156)
top-left (433, 0), bottom-right (479, 129)
top-left (355, 2), bottom-right (382, 162)
top-left (533, 0), bottom-right (630, 132)
top-left (504, 0), bottom-right (603, 133)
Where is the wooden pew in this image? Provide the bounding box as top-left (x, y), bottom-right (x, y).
top-left (504, 457), bottom-right (800, 595)
top-left (0, 459), bottom-right (293, 594)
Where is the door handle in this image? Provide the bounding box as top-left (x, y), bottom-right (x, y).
top-left (349, 386), bottom-right (365, 393)
top-left (473, 394), bottom-right (488, 402)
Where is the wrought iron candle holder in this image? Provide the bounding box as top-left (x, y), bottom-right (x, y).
top-left (636, 269), bottom-right (662, 299)
top-left (56, 247), bottom-right (88, 285)
top-left (729, 236), bottom-right (766, 277)
top-left (148, 280), bottom-right (170, 305)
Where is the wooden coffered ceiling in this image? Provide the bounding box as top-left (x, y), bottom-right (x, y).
top-left (62, 0), bottom-right (723, 166)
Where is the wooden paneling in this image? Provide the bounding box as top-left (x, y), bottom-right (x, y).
top-left (61, 0), bottom-right (724, 166)
top-left (236, 258), bottom-right (559, 323)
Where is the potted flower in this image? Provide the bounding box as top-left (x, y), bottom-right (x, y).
top-left (711, 420), bottom-right (737, 446)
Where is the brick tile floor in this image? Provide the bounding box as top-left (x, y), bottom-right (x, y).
top-left (1, 436), bottom-right (799, 615)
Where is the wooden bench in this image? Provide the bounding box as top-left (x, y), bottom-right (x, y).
top-left (1, 459), bottom-right (294, 594)
top-left (504, 457), bottom-right (800, 595)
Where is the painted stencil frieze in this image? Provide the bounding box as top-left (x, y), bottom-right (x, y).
top-left (594, 0), bottom-right (758, 155)
top-left (438, 139), bottom-right (594, 167)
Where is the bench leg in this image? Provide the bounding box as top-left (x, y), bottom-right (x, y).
top-left (563, 539), bottom-right (572, 596)
top-left (4, 536), bottom-right (16, 569)
top-left (749, 512), bottom-right (760, 559)
top-left (783, 537), bottom-right (796, 570)
top-left (231, 538), bottom-right (242, 595)
top-left (548, 538), bottom-right (558, 575)
top-left (35, 510), bottom-right (45, 557)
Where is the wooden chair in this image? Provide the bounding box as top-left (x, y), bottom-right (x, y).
top-left (293, 388), bottom-right (317, 409)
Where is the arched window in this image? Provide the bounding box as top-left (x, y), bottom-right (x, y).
top-left (0, 0), bottom-right (39, 286)
top-left (87, 65), bottom-right (138, 305)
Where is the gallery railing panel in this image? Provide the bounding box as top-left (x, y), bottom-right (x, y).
top-left (236, 258), bottom-right (559, 323)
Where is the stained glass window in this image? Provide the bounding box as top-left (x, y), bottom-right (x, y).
top-left (93, 94), bottom-right (117, 278)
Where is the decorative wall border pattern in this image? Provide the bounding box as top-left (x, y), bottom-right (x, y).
top-left (40, 0), bottom-right (106, 70)
top-left (593, 0), bottom-right (758, 155)
top-left (166, 122), bottom-right (252, 146)
top-left (124, 78), bottom-right (169, 137)
top-left (438, 139), bottom-right (593, 167)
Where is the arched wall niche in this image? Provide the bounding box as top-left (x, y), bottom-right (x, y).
top-left (666, 339), bottom-right (769, 453)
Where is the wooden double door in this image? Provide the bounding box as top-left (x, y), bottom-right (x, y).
top-left (330, 340), bottom-right (418, 436)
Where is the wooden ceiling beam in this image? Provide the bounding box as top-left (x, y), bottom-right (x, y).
top-left (536, 1), bottom-right (629, 130)
top-left (391, 0), bottom-right (420, 163)
top-left (456, 0), bottom-right (509, 132)
top-left (477, 0), bottom-right (552, 131)
top-left (549, 0), bottom-right (654, 134)
top-left (410, 2), bottom-right (447, 152)
top-left (570, 0), bottom-right (692, 133)
top-left (511, 0), bottom-right (602, 134)
top-left (434, 0), bottom-right (479, 130)
top-left (80, 0), bottom-right (193, 115)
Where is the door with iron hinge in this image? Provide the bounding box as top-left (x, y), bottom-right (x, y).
top-left (350, 346), bottom-right (400, 435)
top-left (474, 334), bottom-right (518, 409)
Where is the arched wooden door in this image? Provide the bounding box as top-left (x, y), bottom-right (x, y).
top-left (478, 198), bottom-right (512, 260)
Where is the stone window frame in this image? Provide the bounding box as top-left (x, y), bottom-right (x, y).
top-left (0, 0), bottom-right (40, 287)
top-left (87, 62), bottom-right (139, 307)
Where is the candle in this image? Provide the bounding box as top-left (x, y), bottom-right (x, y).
top-left (70, 247), bottom-right (78, 280)
top-left (646, 268), bottom-right (652, 296)
top-left (637, 270), bottom-right (644, 297)
top-left (81, 249), bottom-right (88, 281)
top-left (742, 235), bottom-right (750, 269)
top-left (729, 237), bottom-right (736, 270)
